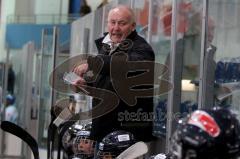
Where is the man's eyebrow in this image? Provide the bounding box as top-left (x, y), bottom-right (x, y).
top-left (118, 20), bottom-right (128, 23)
top-left (108, 19), bottom-right (127, 21)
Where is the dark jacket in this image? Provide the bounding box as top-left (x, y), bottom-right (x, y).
top-left (87, 30), bottom-right (155, 142)
top-left (7, 67), bottom-right (15, 94)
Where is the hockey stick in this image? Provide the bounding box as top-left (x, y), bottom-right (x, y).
top-left (216, 82), bottom-right (240, 101)
top-left (0, 121), bottom-right (39, 159)
top-left (116, 141), bottom-right (148, 159)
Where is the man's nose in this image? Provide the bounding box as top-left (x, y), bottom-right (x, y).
top-left (113, 23), bottom-right (120, 30)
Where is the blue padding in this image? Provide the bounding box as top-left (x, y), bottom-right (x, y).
top-left (6, 24), bottom-right (71, 49)
top-left (69, 0), bottom-right (81, 13)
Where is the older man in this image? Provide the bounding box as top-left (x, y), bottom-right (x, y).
top-left (73, 5), bottom-right (155, 143)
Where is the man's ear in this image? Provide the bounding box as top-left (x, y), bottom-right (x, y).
top-left (132, 22), bottom-right (136, 31)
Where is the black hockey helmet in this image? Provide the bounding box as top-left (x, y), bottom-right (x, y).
top-left (96, 130), bottom-right (136, 159)
top-left (61, 123), bottom-right (83, 155)
top-left (71, 122), bottom-right (95, 158)
top-left (170, 106), bottom-right (240, 159)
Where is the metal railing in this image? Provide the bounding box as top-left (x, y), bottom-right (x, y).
top-left (6, 14), bottom-right (81, 24)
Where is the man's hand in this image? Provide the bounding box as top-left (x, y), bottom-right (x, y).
top-left (72, 63), bottom-right (89, 86)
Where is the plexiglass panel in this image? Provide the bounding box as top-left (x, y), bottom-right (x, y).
top-left (91, 8), bottom-right (104, 53)
top-left (0, 63), bottom-right (5, 89)
top-left (37, 26), bottom-right (71, 151)
top-left (117, 0), bottom-right (131, 6)
top-left (147, 0), bottom-right (172, 151)
top-left (150, 0), bottom-right (170, 63)
top-left (150, 0), bottom-right (204, 145)
top-left (1, 43), bottom-right (36, 157)
top-left (177, 0), bottom-right (203, 110)
top-left (208, 0), bottom-right (240, 117)
top-left (102, 0), bottom-right (121, 33)
top-left (37, 29), bottom-right (55, 147)
top-left (71, 13), bottom-right (94, 56)
top-left (133, 0), bottom-right (149, 39)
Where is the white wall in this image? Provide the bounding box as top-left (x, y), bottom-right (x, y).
top-left (88, 0), bottom-right (113, 11)
top-left (61, 0), bottom-right (70, 15)
top-left (0, 0), bottom-right (109, 62)
top-left (1, 0), bottom-right (15, 24)
top-left (15, 0), bottom-right (35, 15)
top-left (0, 0), bottom-right (16, 62)
top-left (88, 0), bottom-right (102, 10)
top-left (0, 0), bottom-right (70, 62)
top-left (34, 0), bottom-right (68, 15)
top-left (34, 0), bottom-right (61, 15)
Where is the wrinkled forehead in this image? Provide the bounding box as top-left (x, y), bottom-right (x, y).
top-left (108, 7), bottom-right (132, 21)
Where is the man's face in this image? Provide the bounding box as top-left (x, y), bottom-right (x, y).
top-left (107, 8), bottom-right (136, 43)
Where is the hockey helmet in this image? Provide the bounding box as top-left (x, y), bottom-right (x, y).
top-left (71, 122), bottom-right (95, 159)
top-left (96, 130), bottom-right (136, 159)
top-left (6, 94), bottom-right (15, 105)
top-left (170, 106), bottom-right (240, 159)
